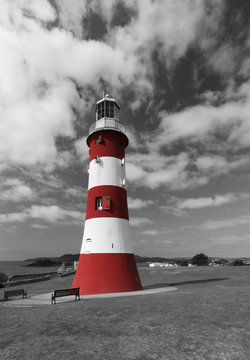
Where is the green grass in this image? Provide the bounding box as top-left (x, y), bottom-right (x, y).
top-left (1, 266), bottom-right (250, 360)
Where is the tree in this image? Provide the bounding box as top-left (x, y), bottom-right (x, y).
top-left (191, 253), bottom-right (209, 266)
top-left (0, 271), bottom-right (8, 287)
top-left (176, 259), bottom-right (189, 266)
top-left (232, 259), bottom-right (244, 266)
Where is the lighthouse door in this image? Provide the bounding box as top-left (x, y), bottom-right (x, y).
top-left (85, 238), bottom-right (92, 253)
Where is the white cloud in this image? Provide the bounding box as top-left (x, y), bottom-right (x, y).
top-left (0, 205), bottom-right (83, 226)
top-left (29, 224), bottom-right (50, 229)
top-left (74, 136), bottom-right (89, 164)
top-left (160, 205), bottom-right (187, 218)
top-left (64, 187), bottom-right (86, 199)
top-left (178, 194), bottom-right (236, 210)
top-left (108, 0), bottom-right (208, 67)
top-left (130, 217), bottom-right (153, 227)
top-left (0, 3), bottom-right (141, 170)
top-left (160, 192), bottom-right (250, 217)
top-left (127, 151), bottom-right (208, 190)
top-left (0, 1), bottom-right (249, 211)
top-left (125, 79), bottom-right (250, 190)
top-left (54, 0), bottom-right (88, 38)
top-left (141, 229), bottom-right (160, 236)
top-left (181, 214), bottom-right (250, 231)
top-left (209, 235), bottom-right (248, 245)
top-left (141, 228), bottom-right (172, 236)
top-left (127, 197), bottom-right (154, 209)
top-left (0, 0), bottom-right (224, 173)
top-left (17, 0), bottom-right (56, 23)
top-left (0, 178), bottom-right (36, 202)
top-left (201, 216), bottom-right (250, 231)
top-left (158, 93), bottom-right (250, 150)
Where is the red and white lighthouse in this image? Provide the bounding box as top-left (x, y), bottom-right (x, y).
top-left (72, 94), bottom-right (142, 295)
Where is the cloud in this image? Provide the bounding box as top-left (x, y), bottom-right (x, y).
top-left (54, 0), bottom-right (88, 38)
top-left (0, 205), bottom-right (83, 226)
top-left (0, 2), bottom-right (141, 170)
top-left (107, 0), bottom-right (210, 67)
top-left (182, 214), bottom-right (250, 231)
top-left (74, 136), bottom-right (89, 164)
top-left (178, 193), bottom-right (236, 209)
top-left (141, 228), bottom-right (172, 236)
top-left (29, 224), bottom-right (50, 229)
top-left (127, 151), bottom-right (208, 190)
top-left (160, 192), bottom-right (250, 217)
top-left (64, 187), bottom-right (86, 199)
top-left (127, 197), bottom-right (154, 209)
top-left (129, 217), bottom-right (153, 227)
top-left (160, 205), bottom-right (187, 218)
top-left (0, 178), bottom-right (36, 202)
top-left (141, 229), bottom-right (160, 236)
top-left (200, 216), bottom-right (250, 231)
top-left (0, 0), bottom-right (244, 187)
top-left (209, 234), bottom-right (250, 245)
top-left (125, 81), bottom-right (250, 190)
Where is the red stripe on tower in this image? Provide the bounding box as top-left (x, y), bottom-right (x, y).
top-left (72, 93), bottom-right (142, 295)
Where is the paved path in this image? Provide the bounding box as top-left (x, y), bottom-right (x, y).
top-left (2, 286), bottom-right (177, 307)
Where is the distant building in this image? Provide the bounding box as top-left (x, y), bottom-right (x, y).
top-left (149, 262), bottom-right (178, 268)
top-left (57, 262), bottom-right (67, 274)
top-left (57, 262), bottom-right (74, 274)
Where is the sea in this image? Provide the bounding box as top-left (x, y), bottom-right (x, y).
top-left (0, 261), bottom-right (59, 278)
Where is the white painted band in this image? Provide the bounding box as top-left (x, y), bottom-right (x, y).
top-left (80, 217), bottom-right (133, 254)
top-left (88, 156), bottom-right (125, 190)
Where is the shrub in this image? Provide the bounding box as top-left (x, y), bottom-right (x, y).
top-left (176, 259), bottom-right (189, 266)
top-left (0, 271), bottom-right (8, 284)
top-left (191, 253), bottom-right (209, 266)
top-left (232, 259), bottom-right (245, 266)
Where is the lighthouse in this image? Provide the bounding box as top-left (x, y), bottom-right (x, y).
top-left (72, 93), bottom-right (142, 295)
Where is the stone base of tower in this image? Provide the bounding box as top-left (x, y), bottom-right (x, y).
top-left (72, 253), bottom-right (143, 295)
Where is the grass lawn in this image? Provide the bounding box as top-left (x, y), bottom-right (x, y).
top-left (1, 265), bottom-right (250, 360)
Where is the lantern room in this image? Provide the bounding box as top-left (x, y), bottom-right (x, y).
top-left (96, 93), bottom-right (120, 122)
top-left (88, 93), bottom-right (125, 136)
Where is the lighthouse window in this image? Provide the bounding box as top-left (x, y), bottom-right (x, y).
top-left (105, 102), bottom-right (114, 118)
top-left (96, 197), bottom-right (102, 210)
top-left (97, 102), bottom-right (105, 120)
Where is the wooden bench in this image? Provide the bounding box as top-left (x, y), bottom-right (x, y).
top-left (51, 287), bottom-right (80, 304)
top-left (4, 289), bottom-right (27, 301)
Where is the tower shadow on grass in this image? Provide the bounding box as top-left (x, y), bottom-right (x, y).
top-left (143, 277), bottom-right (229, 290)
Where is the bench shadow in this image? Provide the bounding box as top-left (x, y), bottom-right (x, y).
top-left (143, 277), bottom-right (229, 290)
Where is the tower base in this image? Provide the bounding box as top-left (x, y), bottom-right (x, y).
top-left (72, 253), bottom-right (143, 295)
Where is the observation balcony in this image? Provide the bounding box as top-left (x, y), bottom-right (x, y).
top-left (89, 118), bottom-right (126, 135)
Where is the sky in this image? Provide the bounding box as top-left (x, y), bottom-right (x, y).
top-left (0, 0), bottom-right (250, 260)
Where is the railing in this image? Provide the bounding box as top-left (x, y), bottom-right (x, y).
top-left (89, 118), bottom-right (126, 135)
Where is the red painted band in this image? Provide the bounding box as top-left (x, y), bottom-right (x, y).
top-left (87, 130), bottom-right (128, 162)
top-left (72, 253), bottom-right (143, 295)
top-left (86, 185), bottom-right (129, 220)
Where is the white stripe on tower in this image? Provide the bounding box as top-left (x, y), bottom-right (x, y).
top-left (88, 156), bottom-right (125, 189)
top-left (80, 218), bottom-right (133, 254)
